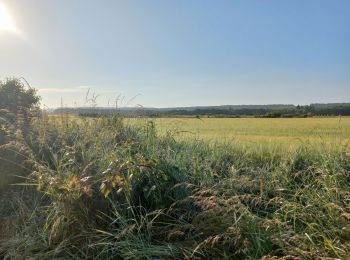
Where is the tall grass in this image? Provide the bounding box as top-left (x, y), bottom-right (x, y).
top-left (1, 114), bottom-right (350, 259)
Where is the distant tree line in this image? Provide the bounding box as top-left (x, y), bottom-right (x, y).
top-left (52, 103), bottom-right (350, 117)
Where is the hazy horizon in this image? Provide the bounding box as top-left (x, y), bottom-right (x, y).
top-left (48, 102), bottom-right (350, 110)
top-left (1, 0), bottom-right (349, 108)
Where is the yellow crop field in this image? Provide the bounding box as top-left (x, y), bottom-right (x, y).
top-left (128, 117), bottom-right (350, 150)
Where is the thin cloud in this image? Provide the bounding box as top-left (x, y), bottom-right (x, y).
top-left (37, 86), bottom-right (94, 94)
top-left (38, 88), bottom-right (81, 94)
top-left (75, 85), bottom-right (91, 90)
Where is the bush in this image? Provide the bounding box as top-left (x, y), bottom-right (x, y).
top-left (0, 78), bottom-right (40, 115)
top-left (0, 79), bottom-right (40, 192)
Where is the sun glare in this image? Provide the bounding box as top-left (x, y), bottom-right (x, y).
top-left (0, 3), bottom-right (18, 33)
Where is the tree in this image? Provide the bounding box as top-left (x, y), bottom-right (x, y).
top-left (0, 78), bottom-right (40, 115)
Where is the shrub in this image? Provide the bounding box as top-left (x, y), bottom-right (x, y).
top-left (0, 79), bottom-right (40, 192)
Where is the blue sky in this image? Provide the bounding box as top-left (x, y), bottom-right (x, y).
top-left (0, 0), bottom-right (349, 108)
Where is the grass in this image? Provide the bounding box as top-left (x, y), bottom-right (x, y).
top-left (1, 113), bottom-right (350, 259)
top-left (128, 117), bottom-right (350, 151)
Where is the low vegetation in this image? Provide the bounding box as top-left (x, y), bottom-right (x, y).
top-left (1, 79), bottom-right (350, 259)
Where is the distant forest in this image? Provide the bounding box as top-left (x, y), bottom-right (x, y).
top-left (52, 103), bottom-right (350, 117)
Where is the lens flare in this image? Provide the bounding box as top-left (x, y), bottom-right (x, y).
top-left (0, 3), bottom-right (18, 33)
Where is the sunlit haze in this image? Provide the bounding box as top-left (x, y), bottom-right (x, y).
top-left (0, 3), bottom-right (18, 32)
top-left (0, 0), bottom-right (349, 108)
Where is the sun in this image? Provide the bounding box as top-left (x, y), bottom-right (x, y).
top-left (0, 3), bottom-right (18, 33)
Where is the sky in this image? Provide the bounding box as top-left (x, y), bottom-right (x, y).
top-left (0, 0), bottom-right (349, 108)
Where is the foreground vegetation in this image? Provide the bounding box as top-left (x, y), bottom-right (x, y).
top-left (1, 79), bottom-right (350, 259)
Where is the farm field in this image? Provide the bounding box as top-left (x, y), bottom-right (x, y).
top-left (2, 81), bottom-right (350, 259)
top-left (128, 117), bottom-right (350, 150)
